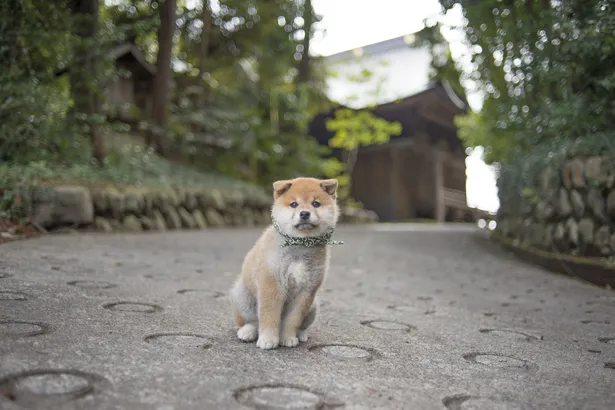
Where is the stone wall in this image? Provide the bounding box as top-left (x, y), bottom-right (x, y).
top-left (497, 155), bottom-right (615, 258)
top-left (19, 185), bottom-right (377, 233)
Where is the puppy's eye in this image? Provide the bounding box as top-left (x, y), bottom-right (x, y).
top-left (290, 202), bottom-right (298, 208)
top-left (312, 201), bottom-right (320, 208)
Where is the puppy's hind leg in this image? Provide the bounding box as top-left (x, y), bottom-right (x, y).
top-left (229, 281), bottom-right (258, 342)
top-left (297, 301), bottom-right (318, 343)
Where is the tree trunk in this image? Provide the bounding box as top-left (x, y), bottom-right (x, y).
top-left (198, 0), bottom-right (211, 106)
top-left (540, 0), bottom-right (557, 101)
top-left (149, 0), bottom-right (177, 156)
top-left (297, 0), bottom-right (313, 84)
top-left (68, 0), bottom-right (105, 166)
top-left (4, 0), bottom-right (23, 73)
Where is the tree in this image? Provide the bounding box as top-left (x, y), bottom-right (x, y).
top-left (1, 0), bottom-right (335, 195)
top-left (429, 0), bottom-right (615, 165)
top-left (320, 52), bottom-right (402, 202)
top-left (198, 0), bottom-right (211, 106)
top-left (68, 0), bottom-right (105, 165)
top-left (325, 108), bottom-right (401, 201)
top-left (297, 0), bottom-right (313, 84)
top-left (148, 0), bottom-right (177, 156)
top-left (410, 23), bottom-right (466, 102)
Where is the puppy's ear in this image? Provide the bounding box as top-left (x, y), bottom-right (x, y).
top-left (273, 180), bottom-right (292, 198)
top-left (320, 179), bottom-right (338, 196)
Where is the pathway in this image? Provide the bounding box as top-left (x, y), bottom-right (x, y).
top-left (1, 224), bottom-right (614, 409)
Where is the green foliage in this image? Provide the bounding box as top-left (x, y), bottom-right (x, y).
top-left (0, 1), bottom-right (77, 163)
top-left (323, 108), bottom-right (402, 201)
top-left (326, 109), bottom-right (402, 151)
top-left (404, 1), bottom-right (615, 217)
top-left (0, 139), bottom-right (265, 196)
top-left (166, 56), bottom-right (330, 186)
top-left (0, 189), bottom-right (28, 222)
top-left (2, 0), bottom-right (334, 201)
top-left (0, 0), bottom-right (130, 165)
top-left (325, 55), bottom-right (390, 109)
top-left (318, 47), bottom-right (403, 202)
top-left (411, 23), bottom-right (466, 101)
top-left (454, 101), bottom-right (512, 165)
top-left (104, 0), bottom-right (159, 62)
top-left (435, 0), bottom-right (615, 166)
top-left (146, 0), bottom-right (333, 187)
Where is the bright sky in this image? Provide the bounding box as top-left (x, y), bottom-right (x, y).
top-left (310, 0), bottom-right (500, 214)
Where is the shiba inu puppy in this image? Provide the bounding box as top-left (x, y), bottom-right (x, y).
top-left (229, 177), bottom-right (343, 349)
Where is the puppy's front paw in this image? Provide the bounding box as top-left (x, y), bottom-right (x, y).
top-left (297, 329), bottom-right (309, 343)
top-left (237, 324), bottom-right (258, 342)
top-left (281, 336), bottom-right (299, 347)
top-left (256, 329), bottom-right (279, 350)
top-left (256, 336), bottom-right (279, 350)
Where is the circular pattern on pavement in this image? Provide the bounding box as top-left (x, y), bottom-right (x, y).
top-left (0, 369), bottom-right (107, 406)
top-left (586, 299), bottom-right (615, 308)
top-left (176, 289), bottom-right (225, 298)
top-left (67, 280), bottom-right (117, 289)
top-left (581, 320), bottom-right (610, 325)
top-left (0, 320), bottom-right (49, 338)
top-left (0, 291), bottom-right (28, 301)
top-left (234, 384), bottom-right (338, 410)
top-left (102, 301), bottom-right (162, 313)
top-left (462, 352), bottom-right (536, 371)
top-left (308, 344), bottom-right (377, 362)
top-left (386, 304), bottom-right (420, 313)
top-left (443, 394), bottom-right (533, 410)
top-left (360, 320), bottom-right (415, 332)
top-left (479, 329), bottom-right (540, 342)
top-left (144, 333), bottom-right (212, 349)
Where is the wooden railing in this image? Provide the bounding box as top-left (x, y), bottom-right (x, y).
top-left (436, 187), bottom-right (468, 222)
top-left (440, 187), bottom-right (467, 210)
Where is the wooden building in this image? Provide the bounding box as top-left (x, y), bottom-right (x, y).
top-left (104, 43), bottom-right (156, 122)
top-left (55, 42), bottom-right (156, 123)
top-left (309, 80), bottom-right (473, 222)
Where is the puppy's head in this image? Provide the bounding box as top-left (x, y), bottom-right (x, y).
top-left (271, 177), bottom-right (339, 237)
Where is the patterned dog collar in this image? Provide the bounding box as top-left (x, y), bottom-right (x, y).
top-left (271, 216), bottom-right (344, 248)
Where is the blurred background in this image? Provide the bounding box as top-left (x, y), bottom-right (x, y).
top-left (2, 0), bottom-right (614, 237)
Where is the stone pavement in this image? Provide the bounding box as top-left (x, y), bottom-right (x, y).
top-left (1, 224), bottom-right (614, 409)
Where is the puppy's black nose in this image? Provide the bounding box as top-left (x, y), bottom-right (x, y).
top-left (300, 211), bottom-right (311, 220)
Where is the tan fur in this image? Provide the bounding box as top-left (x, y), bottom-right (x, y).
top-left (232, 305), bottom-right (245, 328)
top-left (229, 177), bottom-right (339, 349)
top-left (280, 291), bottom-right (316, 344)
top-left (255, 269), bottom-right (283, 346)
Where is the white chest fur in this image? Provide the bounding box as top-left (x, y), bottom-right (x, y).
top-left (268, 245), bottom-right (329, 296)
top-left (288, 261), bottom-right (310, 288)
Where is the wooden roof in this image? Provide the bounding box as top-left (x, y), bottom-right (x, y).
top-left (308, 80), bottom-right (468, 152)
top-left (54, 43), bottom-right (156, 78)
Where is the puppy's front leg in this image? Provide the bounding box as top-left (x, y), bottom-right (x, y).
top-left (256, 272), bottom-right (283, 350)
top-left (280, 292), bottom-right (315, 347)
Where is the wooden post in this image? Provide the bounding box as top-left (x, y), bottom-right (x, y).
top-left (389, 145), bottom-right (400, 220)
top-left (389, 144), bottom-right (411, 220)
top-left (434, 148), bottom-right (445, 223)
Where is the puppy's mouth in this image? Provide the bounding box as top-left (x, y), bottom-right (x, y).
top-left (295, 222), bottom-right (317, 230)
